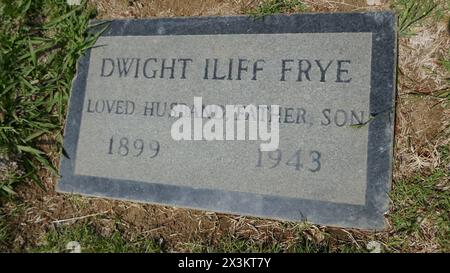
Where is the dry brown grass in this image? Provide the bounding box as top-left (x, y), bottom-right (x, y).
top-left (1, 0), bottom-right (449, 252)
top-left (93, 0), bottom-right (249, 18)
top-left (395, 15), bottom-right (450, 180)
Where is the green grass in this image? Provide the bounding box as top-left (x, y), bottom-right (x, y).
top-left (28, 226), bottom-right (364, 253)
top-left (442, 59), bottom-right (450, 74)
top-left (0, 216), bottom-right (10, 250)
top-left (388, 164), bottom-right (450, 251)
top-left (391, 0), bottom-right (439, 36)
top-left (185, 231), bottom-right (364, 253)
top-left (439, 145), bottom-right (450, 163)
top-left (247, 0), bottom-right (307, 18)
top-left (30, 224), bottom-right (162, 253)
top-left (437, 55), bottom-right (450, 103)
top-left (0, 0), bottom-right (100, 196)
top-left (186, 237), bottom-right (286, 253)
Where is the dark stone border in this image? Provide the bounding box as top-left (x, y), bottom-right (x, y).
top-left (57, 12), bottom-right (397, 230)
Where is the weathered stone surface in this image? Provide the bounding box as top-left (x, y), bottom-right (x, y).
top-left (58, 13), bottom-right (397, 229)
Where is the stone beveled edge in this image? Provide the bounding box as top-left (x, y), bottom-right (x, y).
top-left (57, 12), bottom-right (397, 230)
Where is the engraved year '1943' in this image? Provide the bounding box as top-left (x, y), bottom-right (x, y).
top-left (256, 148), bottom-right (321, 172)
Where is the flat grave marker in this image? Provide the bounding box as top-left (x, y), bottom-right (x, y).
top-left (58, 13), bottom-right (397, 229)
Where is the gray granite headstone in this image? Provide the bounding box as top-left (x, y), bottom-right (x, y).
top-left (58, 13), bottom-right (397, 229)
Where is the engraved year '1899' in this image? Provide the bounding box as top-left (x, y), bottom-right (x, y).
top-left (107, 136), bottom-right (160, 158)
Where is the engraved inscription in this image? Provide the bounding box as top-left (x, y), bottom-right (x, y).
top-left (74, 33), bottom-right (372, 205)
